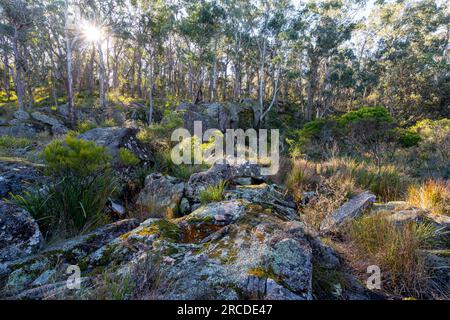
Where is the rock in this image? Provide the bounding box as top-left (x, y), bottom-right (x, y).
top-left (107, 199), bottom-right (126, 217)
top-left (371, 201), bottom-right (410, 213)
top-left (1, 218), bottom-right (138, 297)
top-left (5, 196), bottom-right (312, 300)
top-left (0, 160), bottom-right (45, 199)
top-left (320, 191), bottom-right (376, 233)
top-left (31, 269), bottom-right (56, 287)
top-left (136, 173), bottom-right (185, 218)
top-left (30, 111), bottom-right (67, 135)
top-left (172, 101), bottom-right (258, 134)
top-left (14, 110), bottom-right (30, 121)
top-left (224, 183), bottom-right (297, 220)
top-left (179, 197), bottom-right (191, 216)
top-left (0, 201), bottom-right (43, 264)
top-left (78, 127), bottom-right (152, 165)
top-left (232, 177), bottom-right (253, 186)
top-left (30, 111), bottom-right (62, 127)
top-left (185, 161), bottom-right (265, 201)
top-left (0, 123), bottom-right (38, 138)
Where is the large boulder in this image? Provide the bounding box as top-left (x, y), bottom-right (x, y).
top-left (85, 200), bottom-right (313, 300)
top-left (78, 127), bottom-right (152, 165)
top-left (135, 173), bottom-right (185, 218)
top-left (0, 201), bottom-right (43, 264)
top-left (173, 101), bottom-right (259, 134)
top-left (30, 111), bottom-right (67, 135)
top-left (224, 183), bottom-right (297, 220)
top-left (1, 218), bottom-right (139, 296)
top-left (320, 191), bottom-right (376, 233)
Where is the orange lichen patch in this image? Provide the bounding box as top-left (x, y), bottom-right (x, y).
top-left (181, 223), bottom-right (222, 243)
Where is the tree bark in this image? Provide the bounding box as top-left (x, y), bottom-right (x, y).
top-left (64, 0), bottom-right (75, 126)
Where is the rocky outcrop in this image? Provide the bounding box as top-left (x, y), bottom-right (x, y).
top-left (185, 161), bottom-right (265, 202)
top-left (135, 173), bottom-right (185, 218)
top-left (0, 201), bottom-right (43, 264)
top-left (320, 191), bottom-right (376, 233)
top-left (1, 218), bottom-right (138, 296)
top-left (0, 186), bottom-right (314, 300)
top-left (78, 127), bottom-right (152, 165)
top-left (30, 111), bottom-right (67, 135)
top-left (174, 101), bottom-right (259, 134)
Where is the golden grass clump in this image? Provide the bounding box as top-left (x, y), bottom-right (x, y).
top-left (407, 180), bottom-right (449, 216)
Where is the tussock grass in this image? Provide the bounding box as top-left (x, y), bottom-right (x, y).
top-left (407, 180), bottom-right (449, 216)
top-left (347, 213), bottom-right (437, 298)
top-left (0, 135), bottom-right (31, 150)
top-left (287, 157), bottom-right (408, 202)
top-left (199, 180), bottom-right (227, 204)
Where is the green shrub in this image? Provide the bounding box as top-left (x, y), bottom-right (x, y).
top-left (199, 180), bottom-right (227, 204)
top-left (118, 148), bottom-right (140, 166)
top-left (397, 129), bottom-right (421, 147)
top-left (337, 106), bottom-right (392, 127)
top-left (291, 107), bottom-right (394, 158)
top-left (77, 120), bottom-right (97, 133)
top-left (0, 135), bottom-right (31, 150)
top-left (42, 136), bottom-right (111, 177)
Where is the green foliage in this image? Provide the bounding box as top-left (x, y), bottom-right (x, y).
top-left (10, 174), bottom-right (116, 238)
top-left (77, 120), bottom-right (97, 134)
top-left (42, 137), bottom-right (111, 177)
top-left (118, 148), bottom-right (140, 166)
top-left (292, 107), bottom-right (394, 158)
top-left (199, 180), bottom-right (226, 204)
top-left (336, 107), bottom-right (392, 127)
top-left (137, 112), bottom-right (183, 143)
top-left (397, 129), bottom-right (421, 147)
top-left (0, 135), bottom-right (31, 150)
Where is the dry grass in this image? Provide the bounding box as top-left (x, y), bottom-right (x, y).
top-left (407, 180), bottom-right (449, 216)
top-left (346, 213), bottom-right (437, 298)
top-left (287, 157), bottom-right (408, 203)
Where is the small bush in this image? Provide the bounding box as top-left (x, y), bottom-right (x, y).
top-left (348, 213), bottom-right (437, 298)
top-left (199, 181), bottom-right (227, 204)
top-left (42, 136), bottom-right (111, 177)
top-left (0, 135), bottom-right (31, 150)
top-left (118, 148), bottom-right (140, 166)
top-left (407, 180), bottom-right (449, 216)
top-left (77, 120), bottom-right (97, 133)
top-left (397, 129), bottom-right (421, 147)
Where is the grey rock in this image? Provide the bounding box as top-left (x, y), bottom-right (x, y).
top-left (0, 201), bottom-right (43, 263)
top-left (78, 127), bottom-right (152, 164)
top-left (320, 191), bottom-right (376, 232)
top-left (14, 110), bottom-right (30, 121)
top-left (136, 173), bottom-right (185, 218)
top-left (31, 269), bottom-right (56, 287)
top-left (179, 197), bottom-right (191, 216)
top-left (186, 161), bottom-right (264, 201)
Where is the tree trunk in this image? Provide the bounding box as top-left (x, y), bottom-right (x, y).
top-left (65, 0), bottom-right (75, 126)
top-left (12, 25), bottom-right (25, 111)
top-left (97, 40), bottom-right (106, 109)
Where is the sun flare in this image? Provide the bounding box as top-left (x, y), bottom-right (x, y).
top-left (81, 23), bottom-right (102, 43)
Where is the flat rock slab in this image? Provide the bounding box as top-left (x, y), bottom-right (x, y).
top-left (320, 191), bottom-right (376, 233)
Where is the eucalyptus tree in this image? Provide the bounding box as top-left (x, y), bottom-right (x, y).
top-left (0, 0), bottom-right (40, 110)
